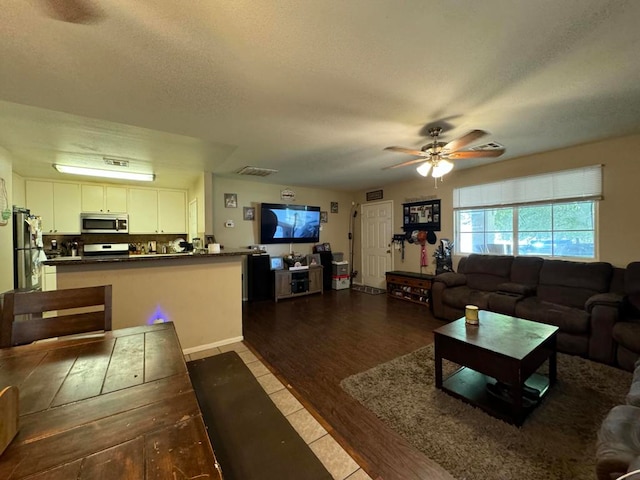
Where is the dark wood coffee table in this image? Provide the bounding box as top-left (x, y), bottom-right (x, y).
top-left (434, 311), bottom-right (558, 426)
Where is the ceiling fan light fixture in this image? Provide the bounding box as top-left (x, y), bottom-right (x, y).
top-left (416, 162), bottom-right (432, 177)
top-left (431, 160), bottom-right (454, 178)
top-left (53, 164), bottom-right (155, 182)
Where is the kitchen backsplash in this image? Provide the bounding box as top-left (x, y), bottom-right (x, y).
top-left (43, 233), bottom-right (187, 256)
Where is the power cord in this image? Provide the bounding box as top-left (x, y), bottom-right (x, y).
top-left (617, 469), bottom-right (640, 479)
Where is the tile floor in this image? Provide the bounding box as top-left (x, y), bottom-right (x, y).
top-left (186, 342), bottom-right (373, 480)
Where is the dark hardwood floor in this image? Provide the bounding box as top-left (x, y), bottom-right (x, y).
top-left (242, 289), bottom-right (456, 480)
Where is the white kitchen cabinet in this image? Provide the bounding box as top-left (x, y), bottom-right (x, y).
top-left (53, 183), bottom-right (81, 233)
top-left (81, 184), bottom-right (104, 212)
top-left (81, 184), bottom-right (127, 213)
top-left (106, 186), bottom-right (128, 212)
top-left (158, 190), bottom-right (187, 233)
top-left (26, 180), bottom-right (54, 232)
top-left (26, 181), bottom-right (81, 234)
top-left (128, 188), bottom-right (159, 233)
top-left (128, 188), bottom-right (186, 234)
top-left (42, 265), bottom-right (57, 291)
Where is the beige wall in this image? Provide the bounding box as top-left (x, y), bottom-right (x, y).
top-left (355, 133), bottom-right (640, 272)
top-left (12, 172), bottom-right (25, 208)
top-left (0, 147), bottom-right (14, 292)
top-left (211, 175), bottom-right (355, 258)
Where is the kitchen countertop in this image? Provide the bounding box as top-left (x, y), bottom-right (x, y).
top-left (44, 249), bottom-right (260, 266)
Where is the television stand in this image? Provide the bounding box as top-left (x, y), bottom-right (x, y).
top-left (274, 266), bottom-right (323, 302)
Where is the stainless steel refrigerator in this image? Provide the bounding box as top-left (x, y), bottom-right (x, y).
top-left (13, 207), bottom-right (43, 291)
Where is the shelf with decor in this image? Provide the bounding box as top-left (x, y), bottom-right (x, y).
top-left (385, 271), bottom-right (435, 307)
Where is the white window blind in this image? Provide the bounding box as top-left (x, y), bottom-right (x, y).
top-left (453, 165), bottom-right (602, 209)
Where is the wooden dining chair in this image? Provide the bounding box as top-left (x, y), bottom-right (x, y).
top-left (0, 285), bottom-right (112, 348)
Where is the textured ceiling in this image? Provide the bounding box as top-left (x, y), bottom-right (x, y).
top-left (1, 0), bottom-right (640, 190)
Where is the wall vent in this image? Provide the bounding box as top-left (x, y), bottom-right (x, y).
top-left (236, 166), bottom-right (278, 177)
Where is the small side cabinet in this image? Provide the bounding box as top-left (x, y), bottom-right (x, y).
top-left (274, 266), bottom-right (323, 302)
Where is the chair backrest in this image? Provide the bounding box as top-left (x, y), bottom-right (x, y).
top-left (0, 285), bottom-right (112, 348)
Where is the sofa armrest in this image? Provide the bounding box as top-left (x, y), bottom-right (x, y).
top-left (588, 293), bottom-right (624, 365)
top-left (434, 272), bottom-right (467, 287)
top-left (496, 282), bottom-right (536, 297)
top-left (586, 293), bottom-right (624, 313)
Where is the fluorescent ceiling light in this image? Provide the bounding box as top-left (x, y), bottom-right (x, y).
top-left (54, 164), bottom-right (155, 182)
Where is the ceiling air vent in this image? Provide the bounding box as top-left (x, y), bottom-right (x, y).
top-left (236, 166), bottom-right (278, 177)
top-left (470, 142), bottom-right (504, 151)
top-left (104, 157), bottom-right (129, 167)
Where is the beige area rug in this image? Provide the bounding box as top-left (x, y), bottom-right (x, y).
top-left (340, 344), bottom-right (632, 480)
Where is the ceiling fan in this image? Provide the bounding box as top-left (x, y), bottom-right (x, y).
top-left (40, 0), bottom-right (103, 24)
top-left (383, 127), bottom-right (505, 179)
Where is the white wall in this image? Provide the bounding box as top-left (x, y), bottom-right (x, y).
top-left (0, 147), bottom-right (14, 292)
top-left (12, 172), bottom-right (25, 207)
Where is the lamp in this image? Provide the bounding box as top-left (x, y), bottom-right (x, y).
top-left (431, 160), bottom-right (454, 178)
top-left (416, 162), bottom-right (432, 177)
top-left (415, 159), bottom-right (454, 178)
top-left (53, 164), bottom-right (155, 182)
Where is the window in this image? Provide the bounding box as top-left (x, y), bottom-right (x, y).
top-left (454, 166), bottom-right (601, 259)
top-left (456, 201), bottom-right (596, 258)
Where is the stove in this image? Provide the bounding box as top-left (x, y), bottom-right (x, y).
top-left (83, 243), bottom-right (130, 257)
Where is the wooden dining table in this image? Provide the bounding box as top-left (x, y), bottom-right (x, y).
top-left (0, 322), bottom-right (223, 479)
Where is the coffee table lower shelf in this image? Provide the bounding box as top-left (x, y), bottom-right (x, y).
top-left (440, 367), bottom-right (551, 426)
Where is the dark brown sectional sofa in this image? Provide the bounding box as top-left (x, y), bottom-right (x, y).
top-left (432, 254), bottom-right (627, 367)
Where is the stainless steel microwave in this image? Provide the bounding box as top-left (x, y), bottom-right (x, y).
top-left (81, 213), bottom-right (129, 234)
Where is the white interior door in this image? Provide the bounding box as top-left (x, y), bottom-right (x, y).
top-left (360, 201), bottom-right (393, 289)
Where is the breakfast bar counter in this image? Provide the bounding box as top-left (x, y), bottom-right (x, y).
top-left (45, 251), bottom-right (250, 352)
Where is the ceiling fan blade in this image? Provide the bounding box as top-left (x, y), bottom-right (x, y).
top-left (384, 146), bottom-right (428, 156)
top-left (447, 148), bottom-right (505, 159)
top-left (382, 158), bottom-right (430, 170)
top-left (442, 130), bottom-right (487, 153)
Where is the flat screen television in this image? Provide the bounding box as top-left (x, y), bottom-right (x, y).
top-left (260, 203), bottom-right (321, 244)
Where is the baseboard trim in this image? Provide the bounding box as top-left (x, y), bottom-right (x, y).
top-left (183, 335), bottom-right (244, 355)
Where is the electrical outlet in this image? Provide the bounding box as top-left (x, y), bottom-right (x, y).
top-left (225, 220), bottom-right (234, 228)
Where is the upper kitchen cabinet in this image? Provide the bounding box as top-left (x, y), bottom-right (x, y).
top-left (81, 184), bottom-right (127, 213)
top-left (128, 188), bottom-right (159, 233)
top-left (158, 190), bottom-right (187, 234)
top-left (128, 188), bottom-right (186, 234)
top-left (26, 181), bottom-right (81, 234)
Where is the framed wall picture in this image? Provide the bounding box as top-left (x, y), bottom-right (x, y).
top-left (402, 199), bottom-right (441, 231)
top-left (224, 193), bottom-right (237, 208)
top-left (243, 207), bottom-right (255, 220)
top-left (331, 202), bottom-right (338, 213)
top-left (320, 211), bottom-right (328, 223)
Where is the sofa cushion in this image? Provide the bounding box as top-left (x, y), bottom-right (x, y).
top-left (496, 282), bottom-right (535, 296)
top-left (510, 256), bottom-right (544, 285)
top-left (614, 322), bottom-right (640, 353)
top-left (515, 297), bottom-right (590, 334)
top-left (462, 254), bottom-right (514, 291)
top-left (626, 262), bottom-right (640, 295)
top-left (441, 286), bottom-right (491, 310)
top-left (537, 260), bottom-right (613, 309)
